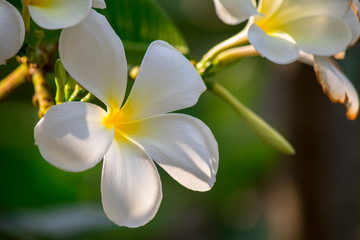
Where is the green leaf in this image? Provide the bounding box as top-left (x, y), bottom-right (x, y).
top-left (99, 0), bottom-right (188, 55)
top-left (207, 81), bottom-right (295, 155)
top-left (54, 59), bottom-right (66, 104)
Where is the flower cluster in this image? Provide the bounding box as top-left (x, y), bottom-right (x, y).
top-left (1, 0), bottom-right (219, 227)
top-left (212, 0), bottom-right (360, 119)
top-left (1, 0), bottom-right (359, 229)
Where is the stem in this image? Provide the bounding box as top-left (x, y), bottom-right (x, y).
top-left (206, 81), bottom-right (295, 155)
top-left (197, 29), bottom-right (248, 71)
top-left (213, 45), bottom-right (259, 67)
top-left (21, 0), bottom-right (30, 32)
top-left (68, 84), bottom-right (86, 101)
top-left (32, 70), bottom-right (54, 118)
top-left (0, 64), bottom-right (30, 100)
top-left (81, 93), bottom-right (96, 102)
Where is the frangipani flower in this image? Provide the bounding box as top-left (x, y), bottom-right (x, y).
top-left (213, 0), bottom-right (360, 119)
top-left (34, 10), bottom-right (218, 227)
top-left (25, 0), bottom-right (106, 29)
top-left (0, 0), bottom-right (25, 64)
top-left (214, 0), bottom-right (358, 64)
top-left (298, 2), bottom-right (360, 120)
top-left (300, 53), bottom-right (359, 120)
top-left (347, 0), bottom-right (360, 46)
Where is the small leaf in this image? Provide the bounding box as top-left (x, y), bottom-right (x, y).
top-left (54, 59), bottom-right (66, 104)
top-left (64, 76), bottom-right (76, 101)
top-left (207, 81), bottom-right (295, 155)
top-left (68, 84), bottom-right (86, 102)
top-left (99, 0), bottom-right (188, 56)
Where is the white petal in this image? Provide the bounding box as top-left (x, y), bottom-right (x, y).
top-left (354, 0), bottom-right (360, 13)
top-left (122, 114), bottom-right (219, 192)
top-left (248, 24), bottom-right (300, 64)
top-left (92, 0), bottom-right (106, 9)
top-left (213, 0), bottom-right (258, 25)
top-left (298, 51), bottom-right (314, 66)
top-left (313, 56), bottom-right (359, 120)
top-left (283, 15), bottom-right (352, 56)
top-left (28, 0), bottom-right (92, 29)
top-left (101, 138), bottom-right (162, 228)
top-left (0, 0), bottom-right (25, 65)
top-left (118, 41), bottom-right (206, 121)
top-left (34, 102), bottom-right (114, 172)
top-left (264, 0), bottom-right (349, 23)
top-left (257, 0), bottom-right (283, 18)
top-left (59, 10), bottom-right (127, 111)
top-left (345, 2), bottom-right (360, 46)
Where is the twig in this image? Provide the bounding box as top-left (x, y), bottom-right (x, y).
top-left (0, 63), bottom-right (30, 100)
top-left (32, 70), bottom-right (54, 118)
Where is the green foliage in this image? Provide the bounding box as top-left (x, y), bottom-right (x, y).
top-left (99, 0), bottom-right (188, 56)
top-left (206, 81), bottom-right (295, 155)
top-left (54, 59), bottom-right (66, 104)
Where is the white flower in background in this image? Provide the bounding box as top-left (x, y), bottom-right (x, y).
top-left (0, 0), bottom-right (106, 64)
top-left (300, 53), bottom-right (359, 120)
top-left (25, 0), bottom-right (106, 29)
top-left (214, 0), bottom-right (359, 64)
top-left (213, 0), bottom-right (257, 25)
top-left (347, 0), bottom-right (360, 46)
top-left (34, 10), bottom-right (218, 227)
top-left (0, 0), bottom-right (25, 64)
top-left (296, 1), bottom-right (360, 120)
top-left (214, 0), bottom-right (360, 119)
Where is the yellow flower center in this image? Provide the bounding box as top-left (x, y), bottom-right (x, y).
top-left (26, 0), bottom-right (51, 7)
top-left (103, 108), bottom-right (139, 141)
top-left (255, 12), bottom-right (286, 35)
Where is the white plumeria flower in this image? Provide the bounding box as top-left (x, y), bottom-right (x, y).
top-left (214, 0), bottom-right (358, 64)
top-left (214, 0), bottom-right (360, 119)
top-left (300, 53), bottom-right (359, 120)
top-left (299, 2), bottom-right (360, 120)
top-left (213, 0), bottom-right (258, 25)
top-left (347, 0), bottom-right (360, 46)
top-left (0, 0), bottom-right (25, 64)
top-left (25, 0), bottom-right (106, 29)
top-left (34, 10), bottom-right (218, 227)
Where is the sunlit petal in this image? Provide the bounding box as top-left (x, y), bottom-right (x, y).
top-left (119, 40), bottom-right (205, 121)
top-left (262, 0), bottom-right (349, 24)
top-left (345, 2), bottom-right (360, 46)
top-left (122, 114), bottom-right (219, 191)
top-left (353, 0), bottom-right (360, 18)
top-left (28, 0), bottom-right (92, 29)
top-left (313, 56), bottom-right (359, 120)
top-left (101, 138), bottom-right (162, 227)
top-left (213, 0), bottom-right (258, 25)
top-left (59, 10), bottom-right (127, 111)
top-left (283, 15), bottom-right (352, 56)
top-left (248, 24), bottom-right (299, 64)
top-left (0, 0), bottom-right (25, 65)
top-left (257, 0), bottom-right (282, 18)
top-left (92, 0), bottom-right (106, 9)
top-left (34, 102), bottom-right (114, 172)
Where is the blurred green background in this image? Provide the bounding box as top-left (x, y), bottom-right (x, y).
top-left (1, 0), bottom-right (360, 239)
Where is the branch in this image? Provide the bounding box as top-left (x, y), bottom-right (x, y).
top-left (0, 63), bottom-right (30, 100)
top-left (32, 70), bottom-right (54, 118)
